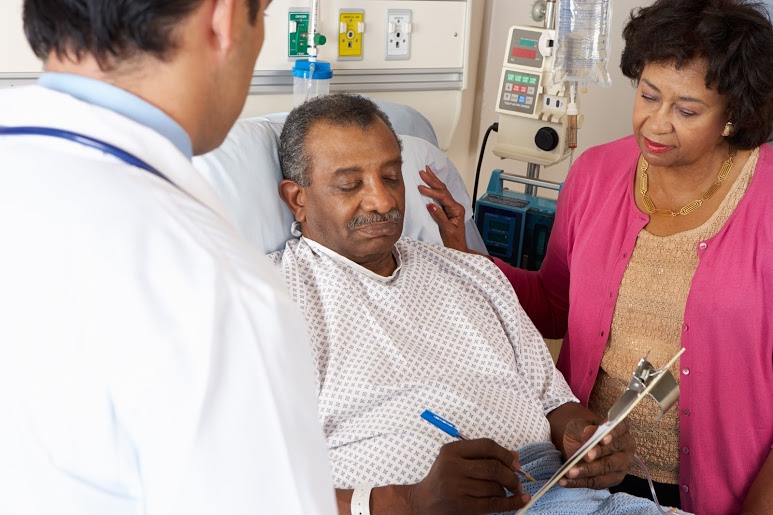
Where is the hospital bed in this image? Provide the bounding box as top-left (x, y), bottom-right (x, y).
top-left (192, 99), bottom-right (487, 255)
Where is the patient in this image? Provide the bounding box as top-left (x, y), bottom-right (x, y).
top-left (270, 93), bottom-right (671, 514)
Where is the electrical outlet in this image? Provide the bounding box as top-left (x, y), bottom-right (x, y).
top-left (385, 9), bottom-right (412, 60)
top-left (288, 9), bottom-right (310, 58)
top-left (338, 9), bottom-right (364, 60)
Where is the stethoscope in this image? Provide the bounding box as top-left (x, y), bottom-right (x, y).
top-left (0, 126), bottom-right (172, 185)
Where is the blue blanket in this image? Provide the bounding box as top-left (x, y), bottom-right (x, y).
top-left (502, 442), bottom-right (687, 514)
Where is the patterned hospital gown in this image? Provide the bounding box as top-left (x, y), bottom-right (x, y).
top-left (270, 236), bottom-right (578, 489)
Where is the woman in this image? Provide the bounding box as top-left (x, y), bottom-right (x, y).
top-left (421, 1), bottom-right (773, 513)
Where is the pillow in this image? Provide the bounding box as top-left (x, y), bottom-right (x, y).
top-left (193, 117), bottom-right (487, 255)
top-left (400, 134), bottom-right (487, 253)
top-left (371, 98), bottom-right (439, 148)
top-left (192, 117), bottom-right (294, 254)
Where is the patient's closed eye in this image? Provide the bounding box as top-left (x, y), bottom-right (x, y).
top-left (336, 181), bottom-right (361, 192)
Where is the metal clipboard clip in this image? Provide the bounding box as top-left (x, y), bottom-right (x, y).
top-left (608, 349), bottom-right (684, 422)
top-left (517, 348), bottom-right (686, 513)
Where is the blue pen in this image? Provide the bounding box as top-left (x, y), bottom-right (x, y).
top-left (421, 409), bottom-right (536, 482)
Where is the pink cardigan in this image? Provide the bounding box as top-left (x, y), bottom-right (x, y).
top-left (495, 136), bottom-right (773, 515)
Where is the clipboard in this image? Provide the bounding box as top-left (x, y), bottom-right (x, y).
top-left (517, 348), bottom-right (685, 513)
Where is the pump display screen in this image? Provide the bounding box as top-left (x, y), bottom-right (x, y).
top-left (488, 233), bottom-right (509, 244)
top-left (512, 47), bottom-right (537, 60)
top-left (490, 220), bottom-right (510, 232)
top-left (507, 28), bottom-right (543, 68)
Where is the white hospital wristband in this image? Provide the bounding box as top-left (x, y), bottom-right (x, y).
top-left (350, 483), bottom-right (375, 515)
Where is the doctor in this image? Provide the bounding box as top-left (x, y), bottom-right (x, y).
top-left (0, 1), bottom-right (335, 515)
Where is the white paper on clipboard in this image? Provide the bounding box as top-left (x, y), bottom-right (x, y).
top-left (517, 348), bottom-right (685, 513)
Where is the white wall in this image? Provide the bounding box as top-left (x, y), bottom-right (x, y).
top-left (463, 0), bottom-right (644, 198)
top-left (0, 1), bottom-right (41, 72)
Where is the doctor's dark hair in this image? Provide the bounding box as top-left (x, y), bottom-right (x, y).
top-left (620, 0), bottom-right (773, 149)
top-left (279, 93), bottom-right (402, 187)
top-left (23, 0), bottom-right (261, 67)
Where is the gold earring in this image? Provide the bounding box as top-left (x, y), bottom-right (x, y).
top-left (722, 122), bottom-right (734, 137)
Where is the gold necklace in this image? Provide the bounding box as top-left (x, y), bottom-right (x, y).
top-left (639, 148), bottom-right (737, 216)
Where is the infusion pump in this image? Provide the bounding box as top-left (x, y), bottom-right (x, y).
top-left (493, 25), bottom-right (580, 166)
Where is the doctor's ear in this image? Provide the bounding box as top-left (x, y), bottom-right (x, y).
top-left (210, 0), bottom-right (240, 54)
top-left (278, 179), bottom-right (306, 222)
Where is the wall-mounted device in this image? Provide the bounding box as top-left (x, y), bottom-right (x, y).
top-left (385, 9), bottom-right (412, 60)
top-left (338, 9), bottom-right (364, 60)
top-left (493, 24), bottom-right (579, 166)
top-left (288, 8), bottom-right (311, 58)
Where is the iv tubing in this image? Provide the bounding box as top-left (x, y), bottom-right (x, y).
top-left (634, 455), bottom-right (677, 514)
top-left (567, 82), bottom-right (578, 149)
top-left (305, 0), bottom-right (319, 100)
top-left (305, 61), bottom-right (317, 102)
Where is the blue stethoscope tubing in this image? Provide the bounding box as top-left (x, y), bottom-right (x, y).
top-left (0, 126), bottom-right (172, 184)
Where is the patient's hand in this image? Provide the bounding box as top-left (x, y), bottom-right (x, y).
top-left (405, 439), bottom-right (530, 515)
top-left (558, 418), bottom-right (635, 490)
top-left (418, 166), bottom-right (470, 253)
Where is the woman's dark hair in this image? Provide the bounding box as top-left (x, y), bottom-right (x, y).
top-left (621, 0), bottom-right (773, 148)
top-left (23, 0), bottom-right (260, 68)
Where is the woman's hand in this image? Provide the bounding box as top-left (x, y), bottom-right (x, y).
top-left (417, 166), bottom-right (470, 253)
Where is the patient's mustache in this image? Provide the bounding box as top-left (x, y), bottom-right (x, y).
top-left (348, 209), bottom-right (403, 229)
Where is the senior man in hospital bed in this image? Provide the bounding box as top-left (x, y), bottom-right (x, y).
top-left (268, 93), bottom-right (673, 515)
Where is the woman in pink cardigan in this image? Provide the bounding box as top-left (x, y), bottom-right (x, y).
top-left (421, 1), bottom-right (773, 513)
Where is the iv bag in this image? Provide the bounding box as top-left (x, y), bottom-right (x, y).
top-left (553, 0), bottom-right (613, 87)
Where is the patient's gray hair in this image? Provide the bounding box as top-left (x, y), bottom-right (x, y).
top-left (279, 93), bottom-right (402, 187)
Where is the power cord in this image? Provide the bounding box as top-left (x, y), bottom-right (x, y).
top-left (471, 122), bottom-right (498, 214)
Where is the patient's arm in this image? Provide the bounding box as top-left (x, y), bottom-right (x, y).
top-left (334, 439), bottom-right (529, 515)
top-left (741, 449), bottom-right (773, 514)
top-left (546, 402), bottom-right (635, 490)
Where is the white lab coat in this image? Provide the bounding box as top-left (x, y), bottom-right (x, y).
top-left (0, 86), bottom-right (336, 515)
